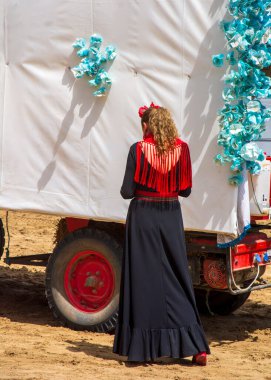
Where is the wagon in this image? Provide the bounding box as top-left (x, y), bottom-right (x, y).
top-left (0, 0), bottom-right (270, 332)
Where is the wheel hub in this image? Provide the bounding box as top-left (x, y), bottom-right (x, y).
top-left (64, 250), bottom-right (115, 312)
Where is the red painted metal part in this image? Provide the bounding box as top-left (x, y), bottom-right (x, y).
top-left (188, 237), bottom-right (217, 247)
top-left (250, 214), bottom-right (270, 222)
top-left (64, 250), bottom-right (115, 313)
top-left (66, 217), bottom-right (89, 233)
top-left (231, 233), bottom-right (271, 271)
top-left (188, 231), bottom-right (271, 273)
top-left (203, 259), bottom-right (227, 289)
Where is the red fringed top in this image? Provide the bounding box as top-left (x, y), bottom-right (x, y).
top-left (133, 133), bottom-right (192, 194)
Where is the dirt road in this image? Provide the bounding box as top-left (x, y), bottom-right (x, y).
top-left (0, 211), bottom-right (270, 380)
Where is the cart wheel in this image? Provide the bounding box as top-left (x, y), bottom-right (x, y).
top-left (0, 218), bottom-right (5, 258)
top-left (45, 227), bottom-right (122, 332)
top-left (194, 289), bottom-right (251, 315)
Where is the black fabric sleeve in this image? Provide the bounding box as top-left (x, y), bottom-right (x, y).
top-left (178, 187), bottom-right (191, 198)
top-left (120, 144), bottom-right (137, 199)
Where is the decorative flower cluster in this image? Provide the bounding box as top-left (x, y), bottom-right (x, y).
top-left (71, 34), bottom-right (116, 97)
top-left (212, 0), bottom-right (271, 185)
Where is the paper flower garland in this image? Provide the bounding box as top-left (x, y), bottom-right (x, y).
top-left (212, 0), bottom-right (271, 185)
top-left (71, 34), bottom-right (116, 97)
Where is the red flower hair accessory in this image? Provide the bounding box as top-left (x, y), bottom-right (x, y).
top-left (138, 102), bottom-right (160, 118)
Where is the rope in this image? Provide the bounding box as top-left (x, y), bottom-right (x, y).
top-left (229, 246), bottom-right (260, 292)
top-left (249, 173), bottom-right (263, 214)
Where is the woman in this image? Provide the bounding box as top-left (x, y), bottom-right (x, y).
top-left (112, 103), bottom-right (210, 365)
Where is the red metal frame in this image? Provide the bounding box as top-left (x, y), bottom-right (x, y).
top-left (250, 214), bottom-right (270, 222)
top-left (65, 217), bottom-right (271, 276)
top-left (231, 232), bottom-right (271, 271)
top-left (186, 236), bottom-right (217, 247)
top-left (66, 217), bottom-right (89, 232)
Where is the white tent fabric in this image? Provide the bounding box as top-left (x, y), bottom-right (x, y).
top-left (0, 0), bottom-right (245, 236)
top-left (259, 99), bottom-right (271, 156)
top-left (217, 168), bottom-right (251, 247)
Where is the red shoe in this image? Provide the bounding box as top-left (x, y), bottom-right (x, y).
top-left (192, 352), bottom-right (207, 366)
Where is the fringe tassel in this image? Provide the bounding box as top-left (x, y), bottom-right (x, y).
top-left (179, 143), bottom-right (192, 190)
top-left (134, 141), bottom-right (192, 193)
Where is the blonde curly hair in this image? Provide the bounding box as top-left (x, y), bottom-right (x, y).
top-left (141, 107), bottom-right (179, 155)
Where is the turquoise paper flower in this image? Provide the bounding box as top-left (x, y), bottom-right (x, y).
top-left (239, 142), bottom-right (265, 161)
top-left (71, 33), bottom-right (116, 97)
top-left (212, 0), bottom-right (271, 185)
top-left (228, 173), bottom-right (244, 186)
top-left (212, 54), bottom-right (225, 67)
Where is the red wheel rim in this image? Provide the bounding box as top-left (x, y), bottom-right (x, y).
top-left (64, 250), bottom-right (115, 313)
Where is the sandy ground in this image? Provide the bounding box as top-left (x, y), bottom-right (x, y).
top-left (0, 210), bottom-right (271, 380)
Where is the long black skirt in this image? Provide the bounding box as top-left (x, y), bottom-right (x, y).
top-left (112, 198), bottom-right (211, 362)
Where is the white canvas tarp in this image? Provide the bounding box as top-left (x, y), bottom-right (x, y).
top-left (0, 0), bottom-right (244, 236)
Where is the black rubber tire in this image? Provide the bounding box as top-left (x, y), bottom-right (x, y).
top-left (0, 218), bottom-right (5, 258)
top-left (53, 218), bottom-right (69, 247)
top-left (45, 227), bottom-right (122, 332)
top-left (194, 288), bottom-right (251, 315)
